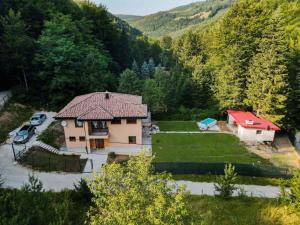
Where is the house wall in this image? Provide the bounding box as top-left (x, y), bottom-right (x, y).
top-left (63, 119), bottom-right (87, 149)
top-left (238, 126), bottom-right (275, 142)
top-left (228, 114), bottom-right (235, 125)
top-left (107, 119), bottom-right (142, 147)
top-left (62, 119), bottom-right (143, 152)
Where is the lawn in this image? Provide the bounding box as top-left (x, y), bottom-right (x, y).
top-left (152, 133), bottom-right (268, 164)
top-left (189, 195), bottom-right (300, 225)
top-left (157, 121), bottom-right (199, 131)
top-left (21, 147), bottom-right (87, 173)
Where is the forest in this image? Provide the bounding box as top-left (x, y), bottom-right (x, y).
top-left (0, 0), bottom-right (299, 133)
top-left (120, 0), bottom-right (234, 38)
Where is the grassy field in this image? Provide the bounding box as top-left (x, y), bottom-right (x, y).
top-left (173, 174), bottom-right (283, 186)
top-left (189, 195), bottom-right (300, 225)
top-left (152, 133), bottom-right (268, 164)
top-left (22, 147), bottom-right (87, 172)
top-left (157, 121), bottom-right (199, 131)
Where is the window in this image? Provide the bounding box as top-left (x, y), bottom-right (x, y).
top-left (75, 119), bottom-right (83, 127)
top-left (127, 118), bottom-right (137, 124)
top-left (129, 136), bottom-right (136, 144)
top-left (69, 136), bottom-right (76, 142)
top-left (111, 119), bottom-right (121, 124)
top-left (256, 130), bottom-right (262, 134)
top-left (79, 136), bottom-right (86, 142)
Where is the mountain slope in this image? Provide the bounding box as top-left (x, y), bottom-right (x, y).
top-left (119, 0), bottom-right (234, 38)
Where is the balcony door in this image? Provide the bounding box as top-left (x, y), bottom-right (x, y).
top-left (91, 121), bottom-right (107, 133)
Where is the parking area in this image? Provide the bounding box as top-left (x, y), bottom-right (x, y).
top-left (0, 111), bottom-right (102, 191)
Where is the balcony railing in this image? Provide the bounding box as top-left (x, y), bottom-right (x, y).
top-left (89, 128), bottom-right (109, 136)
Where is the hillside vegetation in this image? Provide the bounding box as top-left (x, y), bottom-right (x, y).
top-left (119, 0), bottom-right (234, 38)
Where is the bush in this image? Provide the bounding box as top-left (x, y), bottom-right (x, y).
top-left (73, 179), bottom-right (93, 203)
top-left (37, 122), bottom-right (65, 149)
top-left (280, 170), bottom-right (300, 214)
top-left (108, 151), bottom-right (116, 159)
top-left (22, 174), bottom-right (44, 193)
top-left (214, 163), bottom-right (237, 198)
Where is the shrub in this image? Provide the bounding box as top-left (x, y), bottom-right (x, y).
top-left (21, 174), bottom-right (44, 193)
top-left (73, 179), bottom-right (93, 203)
top-left (37, 122), bottom-right (65, 149)
top-left (214, 163), bottom-right (237, 198)
top-left (108, 151), bottom-right (116, 159)
top-left (280, 170), bottom-right (300, 214)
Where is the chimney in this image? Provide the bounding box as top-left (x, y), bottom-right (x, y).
top-left (105, 91), bottom-right (109, 99)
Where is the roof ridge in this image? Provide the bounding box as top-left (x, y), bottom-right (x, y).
top-left (78, 104), bottom-right (114, 119)
top-left (56, 93), bottom-right (97, 117)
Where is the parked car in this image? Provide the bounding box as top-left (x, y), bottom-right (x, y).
top-left (13, 124), bottom-right (36, 144)
top-left (30, 113), bottom-right (47, 126)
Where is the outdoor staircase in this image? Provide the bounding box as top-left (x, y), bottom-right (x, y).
top-left (35, 141), bottom-right (60, 154)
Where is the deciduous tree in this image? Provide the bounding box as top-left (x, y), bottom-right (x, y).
top-left (88, 154), bottom-right (190, 225)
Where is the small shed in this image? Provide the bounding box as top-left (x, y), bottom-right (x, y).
top-left (227, 110), bottom-right (280, 142)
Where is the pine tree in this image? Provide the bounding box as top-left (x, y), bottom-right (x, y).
top-left (141, 61), bottom-right (150, 79)
top-left (215, 46), bottom-right (246, 110)
top-left (132, 59), bottom-right (140, 76)
top-left (118, 69), bottom-right (141, 95)
top-left (148, 58), bottom-right (155, 76)
top-left (245, 16), bottom-right (289, 126)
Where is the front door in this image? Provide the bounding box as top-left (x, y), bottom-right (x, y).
top-left (95, 139), bottom-right (104, 149)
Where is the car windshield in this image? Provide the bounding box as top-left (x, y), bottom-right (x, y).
top-left (17, 130), bottom-right (28, 136)
top-left (31, 117), bottom-right (39, 121)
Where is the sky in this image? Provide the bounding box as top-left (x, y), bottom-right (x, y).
top-left (93, 0), bottom-right (199, 16)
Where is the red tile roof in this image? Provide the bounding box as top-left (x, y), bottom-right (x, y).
top-left (55, 92), bottom-right (148, 120)
top-left (227, 110), bottom-right (280, 131)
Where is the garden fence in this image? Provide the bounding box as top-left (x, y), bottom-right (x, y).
top-left (18, 153), bottom-right (88, 173)
top-left (153, 162), bottom-right (292, 178)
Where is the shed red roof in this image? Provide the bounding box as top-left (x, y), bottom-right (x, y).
top-left (55, 92), bottom-right (148, 120)
top-left (227, 110), bottom-right (280, 131)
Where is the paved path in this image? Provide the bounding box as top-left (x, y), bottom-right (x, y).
top-left (158, 131), bottom-right (232, 134)
top-left (176, 181), bottom-right (283, 198)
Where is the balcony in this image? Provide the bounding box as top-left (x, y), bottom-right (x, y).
top-left (89, 128), bottom-right (109, 137)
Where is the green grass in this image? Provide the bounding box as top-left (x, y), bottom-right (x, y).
top-left (173, 174), bottom-right (283, 186)
top-left (189, 195), bottom-right (300, 225)
top-left (22, 147), bottom-right (87, 173)
top-left (0, 101), bottom-right (34, 143)
top-left (157, 121), bottom-right (199, 131)
top-left (152, 133), bottom-right (269, 164)
top-left (37, 121), bottom-right (65, 149)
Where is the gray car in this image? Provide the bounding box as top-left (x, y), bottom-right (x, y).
top-left (30, 113), bottom-right (47, 126)
top-left (13, 125), bottom-right (36, 144)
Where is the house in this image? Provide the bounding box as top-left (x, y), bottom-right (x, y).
top-left (227, 110), bottom-right (280, 142)
top-left (55, 92), bottom-right (148, 153)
